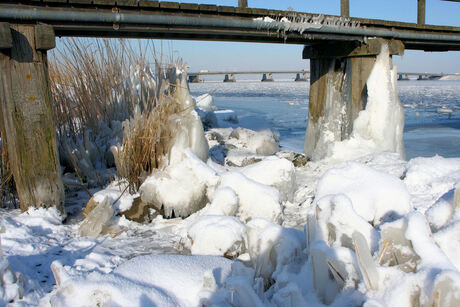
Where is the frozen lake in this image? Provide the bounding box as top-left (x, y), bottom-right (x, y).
top-left (190, 80), bottom-right (460, 159)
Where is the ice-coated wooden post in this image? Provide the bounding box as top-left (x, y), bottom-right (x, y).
top-left (0, 23), bottom-right (65, 215)
top-left (302, 39), bottom-right (404, 160)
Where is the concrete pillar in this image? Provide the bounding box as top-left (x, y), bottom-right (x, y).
top-left (188, 74), bottom-right (201, 83)
top-left (224, 74), bottom-right (236, 82)
top-left (302, 38), bottom-right (404, 160)
top-left (295, 72), bottom-right (307, 82)
top-left (0, 23), bottom-right (65, 215)
top-left (261, 73), bottom-right (274, 82)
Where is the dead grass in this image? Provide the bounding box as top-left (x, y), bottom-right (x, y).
top-left (49, 38), bottom-right (189, 192)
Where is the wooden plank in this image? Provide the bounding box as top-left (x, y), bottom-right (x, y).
top-left (251, 8), bottom-right (268, 16)
top-left (180, 3), bottom-right (199, 10)
top-left (234, 7), bottom-right (252, 15)
top-left (199, 4), bottom-right (218, 12)
top-left (217, 6), bottom-right (235, 14)
top-left (117, 0), bottom-right (138, 7)
top-left (0, 23), bottom-right (12, 50)
top-left (238, 0), bottom-right (247, 8)
top-left (0, 24), bottom-right (65, 214)
top-left (35, 24), bottom-right (55, 50)
top-left (43, 0), bottom-right (68, 3)
top-left (69, 0), bottom-right (94, 4)
top-left (139, 0), bottom-right (159, 7)
top-left (159, 1), bottom-right (179, 9)
top-left (341, 0), bottom-right (350, 17)
top-left (93, 0), bottom-right (116, 5)
top-left (418, 0), bottom-right (426, 24)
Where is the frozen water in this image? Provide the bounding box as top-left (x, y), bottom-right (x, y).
top-left (189, 80), bottom-right (460, 159)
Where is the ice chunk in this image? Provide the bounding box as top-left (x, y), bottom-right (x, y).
top-left (425, 198), bottom-right (454, 232)
top-left (434, 221), bottom-right (460, 270)
top-left (314, 194), bottom-right (379, 252)
top-left (0, 257), bottom-right (25, 304)
top-left (427, 271), bottom-right (460, 307)
top-left (246, 218), bottom-right (305, 281)
top-left (228, 127), bottom-right (279, 155)
top-left (316, 162), bottom-right (411, 225)
top-left (205, 187), bottom-right (239, 216)
top-left (378, 218), bottom-right (418, 273)
top-left (352, 231), bottom-right (379, 291)
top-left (241, 156), bottom-right (296, 202)
top-left (195, 94), bottom-right (216, 112)
top-left (405, 212), bottom-right (456, 271)
top-left (79, 196), bottom-right (114, 237)
top-left (219, 172), bottom-right (282, 223)
top-left (187, 215), bottom-right (247, 257)
top-left (310, 244), bottom-right (331, 303)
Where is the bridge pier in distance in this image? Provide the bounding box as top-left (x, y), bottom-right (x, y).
top-left (261, 73), bottom-right (274, 82)
top-left (188, 74), bottom-right (201, 83)
top-left (0, 23), bottom-right (65, 215)
top-left (224, 74), bottom-right (236, 82)
top-left (302, 38), bottom-right (404, 160)
top-left (295, 72), bottom-right (307, 82)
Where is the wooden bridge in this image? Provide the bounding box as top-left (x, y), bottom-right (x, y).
top-left (0, 0), bottom-right (459, 213)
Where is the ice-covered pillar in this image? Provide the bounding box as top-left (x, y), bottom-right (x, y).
top-left (302, 38), bottom-right (404, 160)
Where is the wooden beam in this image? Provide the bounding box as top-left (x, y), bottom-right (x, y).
top-left (0, 23), bottom-right (12, 49)
top-left (341, 0), bottom-right (350, 17)
top-left (418, 0), bottom-right (426, 24)
top-left (238, 0), bottom-right (248, 8)
top-left (0, 24), bottom-right (65, 215)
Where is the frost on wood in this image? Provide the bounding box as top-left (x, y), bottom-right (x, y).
top-left (78, 196), bottom-right (114, 237)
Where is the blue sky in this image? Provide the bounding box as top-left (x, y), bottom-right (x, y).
top-left (158, 0), bottom-right (460, 74)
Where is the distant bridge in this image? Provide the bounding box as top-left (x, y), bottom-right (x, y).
top-left (188, 70), bottom-right (458, 82)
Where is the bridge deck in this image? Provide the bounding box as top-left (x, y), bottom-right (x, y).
top-left (0, 1), bottom-right (460, 51)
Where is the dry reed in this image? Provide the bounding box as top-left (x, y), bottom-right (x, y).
top-left (49, 38), bottom-right (188, 192)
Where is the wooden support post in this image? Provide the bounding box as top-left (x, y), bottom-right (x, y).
top-left (341, 0), bottom-right (350, 17)
top-left (417, 0), bottom-right (426, 24)
top-left (302, 38), bottom-right (404, 160)
top-left (238, 0), bottom-right (248, 8)
top-left (0, 24), bottom-right (65, 215)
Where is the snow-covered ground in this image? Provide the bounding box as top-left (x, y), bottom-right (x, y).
top-left (1, 80), bottom-right (460, 306)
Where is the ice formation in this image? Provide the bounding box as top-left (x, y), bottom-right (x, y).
top-left (140, 149), bottom-right (219, 218)
top-left (306, 42), bottom-right (405, 161)
top-left (79, 196), bottom-right (114, 237)
top-left (205, 187), bottom-right (239, 216)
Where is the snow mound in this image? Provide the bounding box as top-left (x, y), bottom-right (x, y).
top-left (205, 186), bottom-right (239, 216)
top-left (316, 162), bottom-right (411, 225)
top-left (241, 156), bottom-right (296, 202)
top-left (187, 215), bottom-right (247, 257)
top-left (92, 183), bottom-right (137, 213)
top-left (140, 150), bottom-right (219, 218)
top-left (219, 172), bottom-right (282, 223)
top-left (50, 254), bottom-right (233, 307)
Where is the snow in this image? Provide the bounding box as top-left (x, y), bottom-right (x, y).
top-left (219, 171), bottom-right (282, 223)
top-left (3, 67), bottom-right (460, 306)
top-left (187, 215), bottom-right (246, 257)
top-left (315, 162), bottom-right (411, 225)
top-left (50, 254), bottom-right (233, 307)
